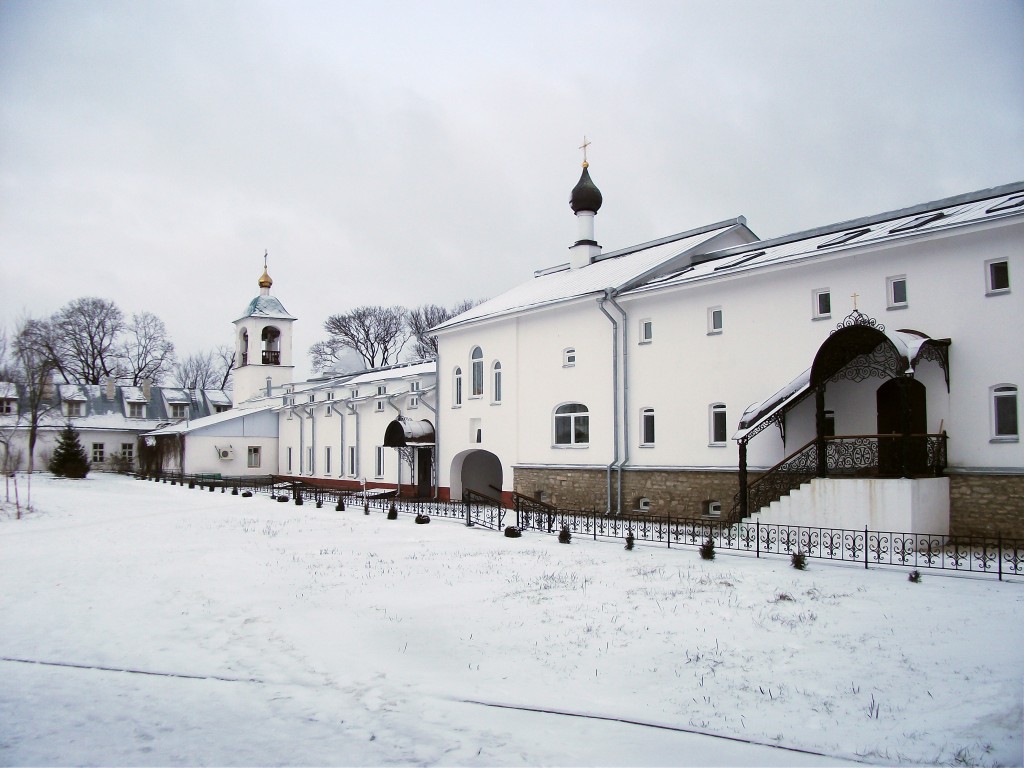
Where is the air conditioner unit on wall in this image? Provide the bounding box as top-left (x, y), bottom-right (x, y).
top-left (216, 446), bottom-right (234, 460)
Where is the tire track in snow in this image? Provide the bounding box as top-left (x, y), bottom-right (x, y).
top-left (1, 655), bottom-right (263, 684)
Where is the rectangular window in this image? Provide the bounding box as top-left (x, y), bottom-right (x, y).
top-left (170, 403), bottom-right (188, 419)
top-left (121, 443), bottom-right (134, 462)
top-left (707, 307), bottom-right (723, 334)
top-left (308, 394), bottom-right (316, 403)
top-left (640, 319), bottom-right (653, 344)
top-left (813, 289), bottom-right (831, 319)
top-left (91, 443), bottom-right (105, 464)
top-left (287, 447), bottom-right (293, 473)
top-left (128, 402), bottom-right (144, 418)
top-left (409, 396), bottom-right (419, 409)
top-left (410, 381), bottom-right (420, 392)
top-left (986, 259), bottom-right (1010, 294)
top-left (326, 391), bottom-right (334, 401)
top-left (248, 446), bottom-right (261, 468)
top-left (67, 402), bottom-right (85, 417)
top-left (375, 400), bottom-right (384, 412)
top-left (306, 447), bottom-right (314, 475)
top-left (563, 348), bottom-right (576, 367)
top-left (377, 386), bottom-right (386, 396)
top-left (375, 446), bottom-right (385, 478)
top-left (348, 446), bottom-right (357, 476)
top-left (0, 400), bottom-right (14, 415)
top-left (887, 276), bottom-right (908, 309)
top-left (325, 446), bottom-right (332, 475)
top-left (325, 405), bottom-right (333, 417)
top-left (710, 404), bottom-right (727, 446)
top-left (993, 386), bottom-right (1019, 440)
top-left (641, 408), bottom-right (655, 445)
top-left (824, 410), bottom-right (836, 437)
top-left (350, 388), bottom-right (358, 399)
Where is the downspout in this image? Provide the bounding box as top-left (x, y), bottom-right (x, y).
top-left (345, 400), bottom-right (360, 480)
top-left (297, 408), bottom-right (305, 476)
top-left (306, 407), bottom-right (315, 476)
top-left (597, 289), bottom-right (620, 516)
top-left (419, 392), bottom-right (439, 500)
top-left (604, 293), bottom-right (630, 516)
top-left (338, 399), bottom-right (346, 479)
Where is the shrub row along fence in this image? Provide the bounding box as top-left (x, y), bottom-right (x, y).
top-left (139, 474), bottom-right (1023, 581)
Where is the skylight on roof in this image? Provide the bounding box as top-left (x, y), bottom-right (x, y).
top-left (889, 212), bottom-right (946, 234)
top-left (816, 227), bottom-right (871, 249)
top-left (986, 194), bottom-right (1024, 214)
top-left (713, 251), bottom-right (765, 271)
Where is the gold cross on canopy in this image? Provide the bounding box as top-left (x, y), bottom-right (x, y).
top-left (851, 291), bottom-right (860, 310)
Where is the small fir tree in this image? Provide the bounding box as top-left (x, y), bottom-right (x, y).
top-left (49, 423), bottom-right (90, 478)
top-left (699, 537), bottom-right (716, 560)
top-left (558, 524), bottom-right (572, 544)
top-left (791, 550), bottom-right (807, 570)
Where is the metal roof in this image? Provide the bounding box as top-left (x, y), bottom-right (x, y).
top-left (235, 294), bottom-right (296, 323)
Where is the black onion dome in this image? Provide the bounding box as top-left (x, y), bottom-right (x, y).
top-left (569, 164), bottom-right (603, 213)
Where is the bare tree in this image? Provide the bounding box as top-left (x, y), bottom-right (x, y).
top-left (407, 299), bottom-right (482, 359)
top-left (49, 297), bottom-right (125, 384)
top-left (117, 311), bottom-right (176, 386)
top-left (172, 351), bottom-right (218, 390)
top-left (214, 345), bottom-right (234, 390)
top-left (11, 318), bottom-right (59, 476)
top-left (310, 305), bottom-right (410, 371)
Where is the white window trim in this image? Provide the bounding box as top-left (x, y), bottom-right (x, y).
top-left (991, 384), bottom-right (1019, 442)
top-left (553, 403), bottom-right (590, 448)
top-left (812, 288), bottom-right (831, 320)
top-left (639, 319), bottom-right (653, 344)
top-left (563, 348), bottom-right (576, 368)
top-left (709, 403), bottom-right (728, 447)
top-left (374, 446), bottom-right (385, 478)
top-left (453, 367), bottom-right (463, 408)
top-left (707, 306), bottom-right (723, 335)
top-left (248, 446), bottom-right (261, 469)
top-left (886, 275), bottom-right (908, 310)
top-left (985, 258), bottom-right (1010, 296)
top-left (491, 361), bottom-right (503, 405)
top-left (640, 407), bottom-right (655, 447)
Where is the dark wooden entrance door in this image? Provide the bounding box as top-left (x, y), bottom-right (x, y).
top-left (416, 447), bottom-right (433, 498)
top-left (876, 378), bottom-right (927, 476)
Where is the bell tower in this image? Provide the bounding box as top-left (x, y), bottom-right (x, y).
top-left (232, 254), bottom-right (296, 405)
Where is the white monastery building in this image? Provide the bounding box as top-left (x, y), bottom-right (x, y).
top-left (139, 164), bottom-right (1022, 539)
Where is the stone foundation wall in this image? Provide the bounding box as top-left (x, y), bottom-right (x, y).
top-left (513, 467), bottom-right (745, 519)
top-left (949, 473), bottom-right (1024, 539)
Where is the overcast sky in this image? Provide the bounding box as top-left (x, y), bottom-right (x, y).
top-left (2, 0), bottom-right (1022, 381)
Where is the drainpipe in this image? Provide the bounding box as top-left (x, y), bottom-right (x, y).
top-left (419, 392), bottom-right (439, 500)
top-left (597, 289), bottom-right (620, 515)
top-left (305, 407), bottom-right (315, 476)
top-left (297, 409), bottom-right (305, 475)
top-left (604, 293), bottom-right (630, 516)
top-left (346, 400), bottom-right (360, 479)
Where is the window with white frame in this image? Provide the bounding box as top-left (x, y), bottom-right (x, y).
top-left (308, 393), bottom-right (316, 403)
top-left (67, 401), bottom-right (85, 417)
top-left (563, 348), bottom-right (576, 367)
top-left (710, 403), bottom-right (728, 446)
top-left (703, 500), bottom-right (722, 518)
top-left (170, 403), bottom-right (187, 419)
top-left (348, 446), bottom-right (357, 476)
top-left (640, 319), bottom-right (653, 344)
top-left (326, 391), bottom-right (334, 401)
top-left (325, 404), bottom-right (333, 417)
top-left (350, 388), bottom-right (358, 399)
top-left (0, 400), bottom-right (14, 415)
top-left (813, 288), bottom-right (831, 319)
top-left (91, 443), bottom-right (105, 464)
top-left (637, 497), bottom-right (652, 513)
top-left (707, 307), bottom-right (723, 334)
top-left (121, 443), bottom-right (134, 464)
top-left (554, 403), bottom-right (589, 446)
top-left (492, 361), bottom-right (502, 404)
top-left (409, 396), bottom-right (419, 409)
top-left (128, 402), bottom-right (144, 418)
top-left (992, 385), bottom-right (1019, 440)
top-left (325, 446), bottom-right (332, 475)
top-left (248, 446), bottom-right (261, 468)
top-left (453, 367), bottom-right (463, 406)
top-left (375, 446), bottom-right (385, 477)
top-left (986, 259), bottom-right (1010, 295)
top-left (641, 407), bottom-right (655, 446)
top-left (377, 385), bottom-right (386, 396)
top-left (375, 400), bottom-right (384, 412)
top-left (471, 347), bottom-right (484, 397)
top-left (887, 275), bottom-right (908, 309)
top-left (306, 447), bottom-right (314, 474)
top-left (287, 447), bottom-right (293, 473)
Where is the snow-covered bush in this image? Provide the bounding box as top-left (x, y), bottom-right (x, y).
top-left (504, 526), bottom-right (522, 538)
top-left (415, 513), bottom-right (430, 524)
top-left (625, 531), bottom-right (635, 551)
top-left (558, 524), bottom-right (571, 544)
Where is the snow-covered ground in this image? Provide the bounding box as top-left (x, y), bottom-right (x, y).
top-left (1, 474), bottom-right (1021, 767)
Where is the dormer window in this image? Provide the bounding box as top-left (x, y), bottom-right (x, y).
top-left (129, 402), bottom-right (145, 418)
top-left (170, 403), bottom-right (188, 419)
top-left (1, 399), bottom-right (16, 415)
top-left (66, 401), bottom-right (85, 418)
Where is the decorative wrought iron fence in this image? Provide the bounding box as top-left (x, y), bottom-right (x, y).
top-left (464, 489), bottom-right (506, 529)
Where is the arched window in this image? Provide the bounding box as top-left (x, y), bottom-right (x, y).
top-left (641, 407), bottom-right (655, 445)
top-left (710, 403), bottom-right (727, 446)
top-left (993, 385), bottom-right (1019, 439)
top-left (492, 361), bottom-right (502, 404)
top-left (471, 347), bottom-right (484, 396)
top-left (261, 326), bottom-right (281, 365)
top-left (554, 403), bottom-right (589, 446)
top-left (238, 329), bottom-right (249, 367)
top-left (453, 367), bottom-right (463, 407)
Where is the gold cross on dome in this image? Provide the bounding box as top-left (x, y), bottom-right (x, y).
top-left (579, 135), bottom-right (591, 166)
top-left (264, 249), bottom-right (268, 269)
top-left (851, 291), bottom-right (860, 310)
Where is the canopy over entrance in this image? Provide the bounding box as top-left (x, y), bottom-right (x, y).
top-left (383, 418), bottom-right (435, 447)
top-left (734, 310), bottom-right (949, 443)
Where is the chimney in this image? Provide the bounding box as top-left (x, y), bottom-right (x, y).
top-left (142, 378), bottom-right (152, 401)
top-left (106, 377), bottom-right (116, 401)
top-left (266, 377), bottom-right (272, 397)
top-left (42, 375), bottom-right (55, 402)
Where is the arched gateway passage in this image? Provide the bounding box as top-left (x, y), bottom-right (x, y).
top-left (450, 449), bottom-right (503, 502)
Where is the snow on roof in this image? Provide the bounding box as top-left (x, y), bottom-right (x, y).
top-left (121, 387), bottom-right (148, 403)
top-left (235, 295), bottom-right (296, 322)
top-left (161, 388), bottom-right (191, 403)
top-left (632, 182), bottom-right (1024, 296)
top-left (0, 382), bottom-right (16, 399)
top-left (333, 361), bottom-right (435, 388)
top-left (205, 390), bottom-right (232, 406)
top-left (146, 403), bottom-right (275, 436)
top-left (433, 221), bottom-right (746, 332)
top-left (58, 384), bottom-right (89, 401)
